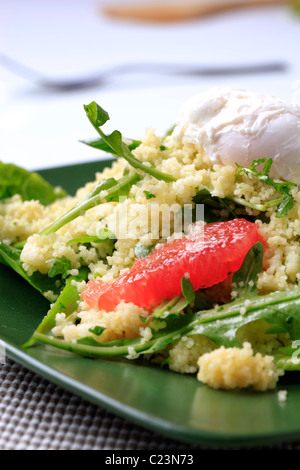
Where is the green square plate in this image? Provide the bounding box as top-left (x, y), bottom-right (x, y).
top-left (1, 159), bottom-right (300, 449)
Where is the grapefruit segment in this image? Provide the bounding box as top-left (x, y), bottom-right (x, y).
top-left (81, 219), bottom-right (264, 312)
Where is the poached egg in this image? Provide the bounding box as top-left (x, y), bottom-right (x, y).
top-left (172, 87), bottom-right (300, 184)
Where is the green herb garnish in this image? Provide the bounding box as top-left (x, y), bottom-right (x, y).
top-left (83, 101), bottom-right (176, 183)
top-left (192, 158), bottom-right (297, 222)
top-left (47, 256), bottom-right (71, 279)
top-left (236, 158), bottom-right (296, 218)
top-left (88, 326), bottom-right (106, 336)
top-left (143, 190), bottom-right (156, 199)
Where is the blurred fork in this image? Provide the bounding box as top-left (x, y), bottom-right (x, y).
top-left (0, 52), bottom-right (287, 92)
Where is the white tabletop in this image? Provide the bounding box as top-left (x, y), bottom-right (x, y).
top-left (1, 0), bottom-right (300, 171)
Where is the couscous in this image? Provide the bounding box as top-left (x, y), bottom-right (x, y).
top-left (1, 87), bottom-right (300, 393)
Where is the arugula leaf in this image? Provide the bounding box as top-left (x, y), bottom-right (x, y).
top-left (67, 235), bottom-right (115, 246)
top-left (150, 275), bottom-right (197, 323)
top-left (192, 179), bottom-right (293, 223)
top-left (181, 276), bottom-right (195, 305)
top-left (190, 289), bottom-right (300, 350)
top-left (25, 243), bottom-right (300, 373)
top-left (273, 343), bottom-right (300, 371)
top-left (39, 173), bottom-right (140, 236)
top-left (0, 161), bottom-right (67, 205)
top-left (23, 267), bottom-right (88, 348)
top-left (0, 242), bottom-right (62, 301)
top-left (231, 241), bottom-right (264, 299)
top-left (81, 137), bottom-right (141, 155)
top-left (192, 188), bottom-right (237, 223)
top-left (192, 158), bottom-right (297, 221)
top-left (27, 285), bottom-right (300, 363)
top-left (83, 101), bottom-right (176, 183)
top-left (67, 231), bottom-right (116, 258)
top-left (46, 256), bottom-right (71, 279)
top-left (236, 158), bottom-right (296, 218)
top-left (97, 228), bottom-right (116, 240)
top-left (67, 228), bottom-right (116, 246)
top-left (29, 311), bottom-right (194, 359)
top-left (151, 296), bottom-right (188, 320)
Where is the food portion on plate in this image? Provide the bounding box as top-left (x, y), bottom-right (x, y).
top-left (1, 87), bottom-right (300, 393)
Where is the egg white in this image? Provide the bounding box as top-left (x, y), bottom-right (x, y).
top-left (173, 87), bottom-right (300, 184)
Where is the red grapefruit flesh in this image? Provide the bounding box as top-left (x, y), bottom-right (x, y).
top-left (81, 219), bottom-right (264, 312)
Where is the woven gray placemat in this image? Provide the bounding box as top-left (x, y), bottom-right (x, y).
top-left (0, 358), bottom-right (208, 450)
top-left (0, 357), bottom-right (299, 450)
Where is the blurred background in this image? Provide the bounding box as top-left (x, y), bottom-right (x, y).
top-left (1, 0), bottom-right (300, 170)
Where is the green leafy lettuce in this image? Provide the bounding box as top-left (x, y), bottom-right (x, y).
top-left (0, 243), bottom-right (64, 300)
top-left (0, 161), bottom-right (67, 205)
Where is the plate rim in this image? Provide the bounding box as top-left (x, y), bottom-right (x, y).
top-left (5, 340), bottom-right (300, 449)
